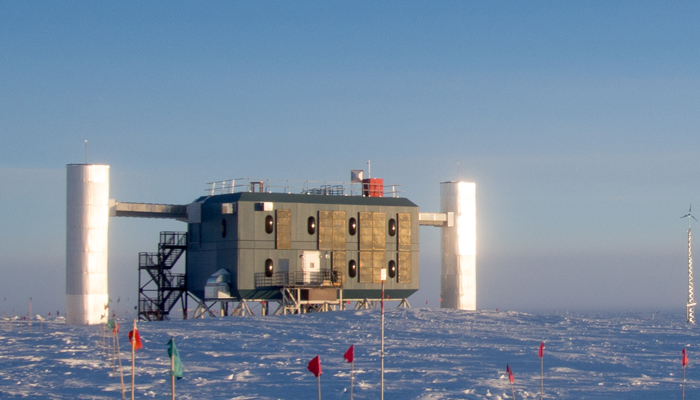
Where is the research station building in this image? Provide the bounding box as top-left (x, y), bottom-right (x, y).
top-left (186, 185), bottom-right (420, 305)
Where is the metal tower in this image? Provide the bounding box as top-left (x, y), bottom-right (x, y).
top-left (138, 231), bottom-right (188, 321)
top-left (682, 206), bottom-right (697, 324)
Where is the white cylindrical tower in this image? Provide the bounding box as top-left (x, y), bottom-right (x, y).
top-left (66, 164), bottom-right (110, 325)
top-left (440, 181), bottom-right (476, 310)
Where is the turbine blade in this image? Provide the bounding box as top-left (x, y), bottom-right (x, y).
top-left (693, 216), bottom-right (698, 222)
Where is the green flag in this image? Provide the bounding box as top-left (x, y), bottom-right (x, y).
top-left (167, 338), bottom-right (183, 379)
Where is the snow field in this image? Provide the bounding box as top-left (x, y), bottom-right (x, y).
top-left (0, 309), bottom-right (698, 399)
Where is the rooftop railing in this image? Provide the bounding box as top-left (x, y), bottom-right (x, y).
top-left (205, 178), bottom-right (402, 198)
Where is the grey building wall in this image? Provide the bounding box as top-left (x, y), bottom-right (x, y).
top-left (186, 192), bottom-right (420, 301)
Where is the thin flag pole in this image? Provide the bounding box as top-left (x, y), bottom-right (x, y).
top-left (116, 323), bottom-right (125, 399)
top-left (381, 268), bottom-right (386, 400)
top-left (350, 359), bottom-right (354, 400)
top-left (171, 337), bottom-right (176, 400)
top-left (682, 348), bottom-right (689, 400)
top-left (683, 363), bottom-right (686, 400)
top-left (103, 305), bottom-right (109, 358)
top-left (343, 346), bottom-right (354, 400)
top-left (317, 373), bottom-right (321, 400)
top-left (507, 365), bottom-right (516, 400)
top-left (540, 356), bottom-right (543, 400)
top-left (307, 356), bottom-right (322, 399)
top-left (539, 341), bottom-right (544, 400)
top-left (111, 324), bottom-right (117, 377)
top-left (131, 319), bottom-right (136, 400)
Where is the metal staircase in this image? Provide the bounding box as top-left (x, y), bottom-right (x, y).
top-left (138, 232), bottom-right (188, 321)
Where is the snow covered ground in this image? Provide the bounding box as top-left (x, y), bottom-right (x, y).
top-left (0, 308), bottom-right (698, 399)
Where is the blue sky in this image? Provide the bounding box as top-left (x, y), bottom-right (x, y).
top-left (2, 1), bottom-right (700, 316)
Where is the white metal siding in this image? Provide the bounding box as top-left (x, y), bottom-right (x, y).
top-left (440, 181), bottom-right (476, 310)
top-left (66, 164), bottom-right (110, 325)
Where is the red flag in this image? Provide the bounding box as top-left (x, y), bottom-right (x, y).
top-left (307, 355), bottom-right (322, 377)
top-left (128, 329), bottom-right (143, 351)
top-left (343, 345), bottom-right (354, 363)
top-left (683, 348), bottom-right (689, 366)
top-left (539, 342), bottom-right (545, 358)
top-left (506, 364), bottom-right (514, 383)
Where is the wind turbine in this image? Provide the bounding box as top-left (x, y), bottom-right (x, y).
top-left (682, 205), bottom-right (698, 324)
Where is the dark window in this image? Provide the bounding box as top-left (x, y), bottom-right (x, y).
top-left (265, 215), bottom-right (274, 234)
top-left (388, 260), bottom-right (396, 279)
top-left (308, 216), bottom-right (316, 235)
top-left (348, 259), bottom-right (357, 278)
top-left (221, 219), bottom-right (227, 238)
top-left (388, 218), bottom-right (396, 237)
top-left (348, 217), bottom-right (357, 236)
top-left (265, 259), bottom-right (274, 277)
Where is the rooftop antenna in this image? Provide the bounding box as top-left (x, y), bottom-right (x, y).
top-left (367, 160), bottom-right (371, 179)
top-left (682, 204), bottom-right (698, 324)
top-left (84, 140), bottom-right (88, 164)
top-left (457, 161), bottom-right (460, 181)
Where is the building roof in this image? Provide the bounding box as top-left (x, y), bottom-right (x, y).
top-left (194, 192), bottom-right (418, 208)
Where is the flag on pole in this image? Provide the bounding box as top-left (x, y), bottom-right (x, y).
top-left (307, 355), bottom-right (322, 377)
top-left (344, 345), bottom-right (355, 400)
top-left (344, 345), bottom-right (354, 363)
top-left (538, 341), bottom-right (545, 400)
top-left (108, 316), bottom-right (119, 333)
top-left (683, 348), bottom-right (689, 400)
top-left (506, 364), bottom-right (514, 383)
top-left (167, 338), bottom-right (183, 379)
top-left (128, 328), bottom-right (143, 351)
top-left (506, 364), bottom-right (517, 400)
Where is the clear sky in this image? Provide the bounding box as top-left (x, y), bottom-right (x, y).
top-left (2, 1), bottom-right (700, 316)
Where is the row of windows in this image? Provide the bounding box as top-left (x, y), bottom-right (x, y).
top-left (300, 216), bottom-right (396, 236)
top-left (221, 215), bottom-right (400, 239)
top-left (347, 259), bottom-right (396, 279)
top-left (264, 258), bottom-right (399, 280)
top-left (349, 258), bottom-right (397, 279)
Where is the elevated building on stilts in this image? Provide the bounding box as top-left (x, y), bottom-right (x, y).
top-left (65, 166), bottom-right (477, 323)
